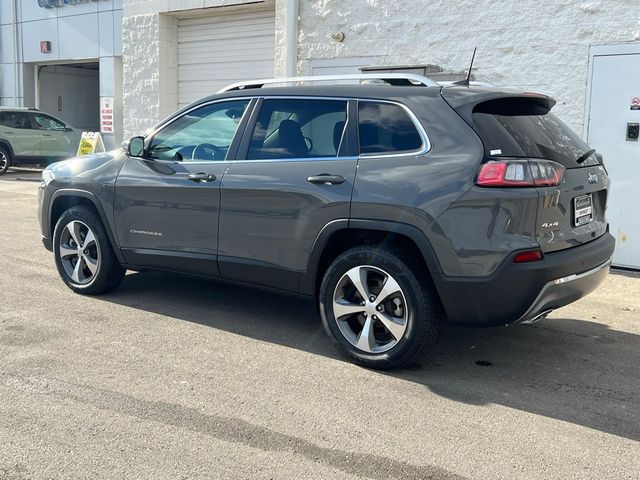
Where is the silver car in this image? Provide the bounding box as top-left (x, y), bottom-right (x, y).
top-left (0, 107), bottom-right (81, 175)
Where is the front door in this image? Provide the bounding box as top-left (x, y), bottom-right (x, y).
top-left (587, 45), bottom-right (640, 269)
top-left (31, 112), bottom-right (77, 161)
top-left (218, 97), bottom-right (357, 291)
top-left (114, 98), bottom-right (252, 276)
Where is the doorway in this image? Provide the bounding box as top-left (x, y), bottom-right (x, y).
top-left (36, 62), bottom-right (100, 132)
top-left (586, 44), bottom-right (640, 270)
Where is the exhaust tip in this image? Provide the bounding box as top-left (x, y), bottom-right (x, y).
top-left (521, 309), bottom-right (554, 324)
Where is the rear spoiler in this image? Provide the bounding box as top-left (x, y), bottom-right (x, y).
top-left (441, 88), bottom-right (556, 125)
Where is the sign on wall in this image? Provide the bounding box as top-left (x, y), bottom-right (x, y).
top-left (100, 97), bottom-right (114, 134)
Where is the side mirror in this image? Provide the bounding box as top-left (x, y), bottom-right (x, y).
top-left (127, 136), bottom-right (146, 158)
top-left (595, 152), bottom-right (604, 164)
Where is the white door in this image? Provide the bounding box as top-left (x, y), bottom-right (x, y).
top-left (587, 48), bottom-right (640, 269)
top-left (177, 7), bottom-right (275, 107)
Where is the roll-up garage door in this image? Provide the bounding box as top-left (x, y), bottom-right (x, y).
top-left (177, 7), bottom-right (275, 107)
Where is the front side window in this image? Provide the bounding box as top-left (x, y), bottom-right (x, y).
top-left (247, 99), bottom-right (347, 160)
top-left (147, 100), bottom-right (249, 161)
top-left (32, 113), bottom-right (67, 131)
top-left (358, 102), bottom-right (423, 154)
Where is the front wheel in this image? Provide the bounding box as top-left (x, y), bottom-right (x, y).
top-left (319, 246), bottom-right (440, 369)
top-left (53, 206), bottom-right (125, 294)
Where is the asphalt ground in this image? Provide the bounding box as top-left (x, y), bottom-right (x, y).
top-left (1, 169), bottom-right (639, 479)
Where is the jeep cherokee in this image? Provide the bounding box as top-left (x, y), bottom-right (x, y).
top-left (38, 74), bottom-right (615, 369)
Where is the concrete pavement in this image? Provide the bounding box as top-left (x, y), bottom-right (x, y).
top-left (1, 172), bottom-right (639, 479)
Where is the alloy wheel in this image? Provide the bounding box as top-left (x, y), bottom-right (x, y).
top-left (58, 220), bottom-right (100, 285)
top-left (332, 265), bottom-right (409, 353)
top-left (0, 151), bottom-right (8, 172)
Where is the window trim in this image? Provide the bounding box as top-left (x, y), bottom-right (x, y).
top-left (356, 99), bottom-right (431, 158)
top-left (140, 97), bottom-right (257, 165)
top-left (138, 94), bottom-right (430, 164)
top-left (236, 96), bottom-right (353, 162)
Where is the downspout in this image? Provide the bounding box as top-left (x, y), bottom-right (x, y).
top-left (284, 0), bottom-right (298, 77)
top-left (12, 0), bottom-right (21, 106)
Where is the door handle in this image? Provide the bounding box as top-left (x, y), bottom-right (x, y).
top-left (307, 174), bottom-right (345, 185)
top-left (187, 172), bottom-right (216, 183)
top-left (42, 134), bottom-right (53, 137)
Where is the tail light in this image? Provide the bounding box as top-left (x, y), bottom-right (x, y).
top-left (476, 159), bottom-right (565, 187)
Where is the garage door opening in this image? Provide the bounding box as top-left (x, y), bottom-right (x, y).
top-left (37, 62), bottom-right (100, 132)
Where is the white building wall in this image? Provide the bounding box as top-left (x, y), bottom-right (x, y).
top-left (122, 0), bottom-right (640, 139)
top-left (293, 0), bottom-right (640, 133)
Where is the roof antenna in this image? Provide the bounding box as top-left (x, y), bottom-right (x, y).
top-left (453, 47), bottom-right (477, 87)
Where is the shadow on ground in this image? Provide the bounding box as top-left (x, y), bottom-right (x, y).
top-left (98, 271), bottom-right (640, 442)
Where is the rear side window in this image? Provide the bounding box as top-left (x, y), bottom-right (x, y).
top-left (0, 111), bottom-right (32, 129)
top-left (247, 99), bottom-right (347, 160)
top-left (471, 98), bottom-right (597, 167)
top-left (358, 102), bottom-right (423, 155)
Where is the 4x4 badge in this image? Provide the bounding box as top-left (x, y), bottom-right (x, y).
top-left (588, 173), bottom-right (598, 184)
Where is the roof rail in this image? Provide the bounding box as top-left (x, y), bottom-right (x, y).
top-left (217, 73), bottom-right (439, 93)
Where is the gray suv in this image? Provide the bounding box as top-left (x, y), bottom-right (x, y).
top-left (38, 75), bottom-right (615, 369)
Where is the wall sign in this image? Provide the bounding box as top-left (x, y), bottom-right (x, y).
top-left (38, 0), bottom-right (103, 8)
top-left (631, 97), bottom-right (640, 111)
top-left (100, 97), bottom-right (114, 134)
top-left (40, 41), bottom-right (51, 53)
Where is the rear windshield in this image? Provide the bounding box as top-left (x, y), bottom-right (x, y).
top-left (471, 98), bottom-right (598, 168)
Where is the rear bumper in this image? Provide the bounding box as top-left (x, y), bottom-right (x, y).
top-left (433, 232), bottom-right (615, 327)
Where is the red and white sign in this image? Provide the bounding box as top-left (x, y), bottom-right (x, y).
top-left (100, 97), bottom-right (114, 133)
top-left (631, 97), bottom-right (640, 111)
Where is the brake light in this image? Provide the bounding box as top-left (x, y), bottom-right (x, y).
top-left (476, 160), bottom-right (565, 187)
top-left (513, 249), bottom-right (543, 263)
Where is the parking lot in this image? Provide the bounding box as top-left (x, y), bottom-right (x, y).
top-left (1, 169), bottom-right (639, 480)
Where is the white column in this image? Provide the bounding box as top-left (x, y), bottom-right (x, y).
top-left (284, 0), bottom-right (298, 77)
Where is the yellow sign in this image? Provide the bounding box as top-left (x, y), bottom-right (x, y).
top-left (76, 132), bottom-right (106, 156)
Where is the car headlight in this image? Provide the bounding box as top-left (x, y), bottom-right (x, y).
top-left (41, 169), bottom-right (55, 187)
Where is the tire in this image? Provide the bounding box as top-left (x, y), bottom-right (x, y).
top-left (53, 206), bottom-right (125, 294)
top-left (319, 246), bottom-right (440, 369)
top-left (0, 146), bottom-right (11, 175)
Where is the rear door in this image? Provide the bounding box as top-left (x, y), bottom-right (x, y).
top-left (0, 111), bottom-right (40, 158)
top-left (218, 97), bottom-right (356, 291)
top-left (470, 98), bottom-right (609, 253)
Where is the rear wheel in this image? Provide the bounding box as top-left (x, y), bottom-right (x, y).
top-left (319, 246), bottom-right (440, 369)
top-left (53, 206), bottom-right (125, 294)
top-left (0, 146), bottom-right (11, 175)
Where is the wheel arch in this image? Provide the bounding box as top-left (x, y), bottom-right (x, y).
top-left (49, 189), bottom-right (125, 264)
top-left (301, 219), bottom-right (444, 297)
top-left (0, 139), bottom-right (15, 158)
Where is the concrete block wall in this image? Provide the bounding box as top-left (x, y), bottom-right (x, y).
top-left (122, 13), bottom-right (160, 137)
top-left (293, 0), bottom-right (640, 133)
